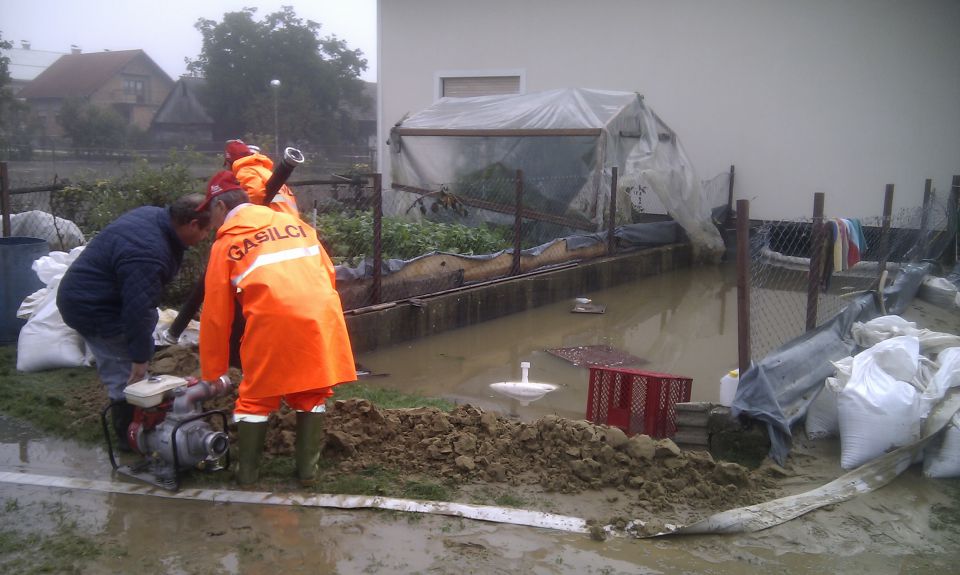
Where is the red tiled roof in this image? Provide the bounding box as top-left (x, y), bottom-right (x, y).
top-left (17, 49), bottom-right (170, 99)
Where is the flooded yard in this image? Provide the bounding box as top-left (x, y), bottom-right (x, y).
top-left (1, 262), bottom-right (959, 573)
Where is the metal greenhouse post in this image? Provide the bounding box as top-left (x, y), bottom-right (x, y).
top-left (608, 167), bottom-right (618, 255)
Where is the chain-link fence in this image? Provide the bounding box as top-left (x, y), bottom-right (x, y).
top-left (747, 186), bottom-right (957, 361)
top-left (315, 171), bottom-right (627, 311)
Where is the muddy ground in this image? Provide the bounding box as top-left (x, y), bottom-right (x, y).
top-left (137, 345), bottom-right (781, 536)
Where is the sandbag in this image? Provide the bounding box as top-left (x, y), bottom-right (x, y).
top-left (918, 276), bottom-right (959, 309)
top-left (838, 336), bottom-right (923, 469)
top-left (923, 413), bottom-right (960, 478)
top-left (16, 248), bottom-right (90, 372)
top-left (852, 315), bottom-right (960, 358)
top-left (805, 356), bottom-right (852, 440)
top-left (10, 210), bottom-right (85, 251)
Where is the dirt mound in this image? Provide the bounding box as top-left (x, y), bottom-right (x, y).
top-left (319, 399), bottom-right (770, 510)
top-left (152, 348), bottom-right (774, 516)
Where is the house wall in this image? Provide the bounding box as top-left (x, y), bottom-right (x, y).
top-left (89, 56), bottom-right (174, 131)
top-left (378, 0), bottom-right (960, 221)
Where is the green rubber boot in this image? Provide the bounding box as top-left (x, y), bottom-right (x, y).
top-left (294, 412), bottom-right (324, 486)
top-left (236, 421), bottom-right (268, 486)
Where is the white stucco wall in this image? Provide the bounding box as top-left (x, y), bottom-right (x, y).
top-left (378, 0), bottom-right (960, 221)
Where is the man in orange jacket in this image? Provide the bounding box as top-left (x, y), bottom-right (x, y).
top-left (197, 170), bottom-right (356, 486)
top-left (224, 139), bottom-right (300, 218)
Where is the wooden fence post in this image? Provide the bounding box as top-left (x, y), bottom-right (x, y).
top-left (806, 192), bottom-right (825, 331)
top-left (512, 169), bottom-right (523, 276)
top-left (1, 162), bottom-right (10, 237)
top-left (877, 184), bottom-right (895, 283)
top-left (372, 173), bottom-right (383, 305)
top-left (736, 199), bottom-right (751, 376)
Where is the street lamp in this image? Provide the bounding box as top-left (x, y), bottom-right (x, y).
top-left (270, 79), bottom-right (281, 158)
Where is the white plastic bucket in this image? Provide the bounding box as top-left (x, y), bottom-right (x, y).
top-left (719, 369), bottom-right (739, 407)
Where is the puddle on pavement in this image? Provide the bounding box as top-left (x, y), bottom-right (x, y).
top-left (2, 262), bottom-right (959, 573)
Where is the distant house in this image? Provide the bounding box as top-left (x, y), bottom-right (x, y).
top-left (150, 76), bottom-right (215, 148)
top-left (1, 41), bottom-right (68, 95)
top-left (17, 49), bottom-right (174, 141)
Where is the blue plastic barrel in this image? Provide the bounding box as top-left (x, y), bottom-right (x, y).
top-left (0, 237), bottom-right (49, 344)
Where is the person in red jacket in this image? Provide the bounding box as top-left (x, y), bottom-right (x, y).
top-left (197, 171), bottom-right (356, 486)
top-left (223, 139), bottom-right (300, 218)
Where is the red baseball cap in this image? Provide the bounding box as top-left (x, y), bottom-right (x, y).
top-left (197, 170), bottom-right (244, 212)
top-left (224, 139), bottom-right (253, 166)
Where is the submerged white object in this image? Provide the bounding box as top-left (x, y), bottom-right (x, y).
top-left (490, 361), bottom-right (557, 406)
top-left (489, 382), bottom-right (558, 406)
top-left (125, 375), bottom-right (189, 408)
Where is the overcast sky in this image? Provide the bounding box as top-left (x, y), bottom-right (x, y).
top-left (0, 0), bottom-right (378, 81)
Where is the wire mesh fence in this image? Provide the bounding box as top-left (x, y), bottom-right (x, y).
top-left (319, 171), bottom-right (621, 310)
top-left (747, 190), bottom-right (956, 360)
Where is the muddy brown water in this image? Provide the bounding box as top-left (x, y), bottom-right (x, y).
top-left (2, 263), bottom-right (959, 573)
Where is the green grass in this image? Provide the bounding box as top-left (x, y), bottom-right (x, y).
top-left (0, 345), bottom-right (456, 445)
top-left (332, 382), bottom-right (455, 411)
top-left (0, 344), bottom-right (105, 444)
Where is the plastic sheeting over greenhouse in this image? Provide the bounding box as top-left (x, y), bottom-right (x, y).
top-left (388, 88), bottom-right (725, 258)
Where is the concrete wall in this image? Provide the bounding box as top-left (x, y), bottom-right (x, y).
top-left (377, 0), bottom-right (960, 221)
top-left (346, 243), bottom-right (691, 352)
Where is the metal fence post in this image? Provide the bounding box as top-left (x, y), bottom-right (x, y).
top-left (736, 199), bottom-right (751, 376)
top-left (512, 169), bottom-right (523, 276)
top-left (608, 166), bottom-right (618, 255)
top-left (372, 173), bottom-right (383, 305)
top-left (1, 162), bottom-right (10, 237)
top-left (806, 192), bottom-right (825, 331)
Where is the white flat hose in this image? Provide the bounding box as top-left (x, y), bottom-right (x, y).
top-left (652, 388), bottom-right (960, 537)
top-left (0, 470), bottom-right (590, 534)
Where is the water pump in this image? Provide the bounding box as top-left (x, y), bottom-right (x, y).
top-left (101, 374), bottom-right (233, 490)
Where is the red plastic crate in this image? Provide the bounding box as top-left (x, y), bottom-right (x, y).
top-left (585, 366), bottom-right (692, 438)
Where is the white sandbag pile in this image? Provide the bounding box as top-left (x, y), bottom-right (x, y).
top-left (922, 347), bottom-right (960, 478)
top-left (16, 247), bottom-right (92, 371)
top-left (805, 315), bottom-right (960, 475)
top-left (837, 335), bottom-right (924, 469)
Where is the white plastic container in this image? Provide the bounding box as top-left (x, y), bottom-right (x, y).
top-left (719, 369), bottom-right (739, 407)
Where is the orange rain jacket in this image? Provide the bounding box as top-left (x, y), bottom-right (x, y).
top-left (200, 204), bottom-right (355, 398)
top-left (231, 153), bottom-right (300, 218)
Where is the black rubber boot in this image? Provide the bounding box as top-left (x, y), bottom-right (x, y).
top-left (294, 412), bottom-right (324, 486)
top-left (111, 400), bottom-right (135, 453)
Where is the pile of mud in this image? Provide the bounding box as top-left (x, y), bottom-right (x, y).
top-left (317, 399), bottom-right (773, 511)
top-left (153, 346), bottom-right (775, 514)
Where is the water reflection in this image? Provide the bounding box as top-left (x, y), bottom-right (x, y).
top-left (355, 263), bottom-right (740, 420)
